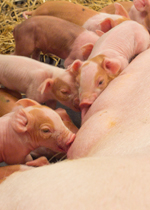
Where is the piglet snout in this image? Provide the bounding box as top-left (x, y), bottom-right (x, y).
top-left (60, 133), bottom-right (76, 152)
top-left (66, 133), bottom-right (76, 146)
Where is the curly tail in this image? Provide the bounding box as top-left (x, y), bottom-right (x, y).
top-left (23, 11), bottom-right (32, 19)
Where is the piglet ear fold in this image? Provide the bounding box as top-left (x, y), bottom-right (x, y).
top-left (114, 2), bottom-right (130, 18)
top-left (102, 57), bottom-right (121, 76)
top-left (95, 30), bottom-right (104, 37)
top-left (133, 0), bottom-right (149, 11)
top-left (100, 18), bottom-right (115, 32)
top-left (81, 43), bottom-right (94, 60)
top-left (37, 78), bottom-right (54, 94)
top-left (15, 98), bottom-right (40, 107)
top-left (11, 108), bottom-right (30, 133)
top-left (67, 59), bottom-right (82, 77)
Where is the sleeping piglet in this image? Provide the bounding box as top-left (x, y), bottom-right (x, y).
top-left (0, 54), bottom-right (79, 111)
top-left (22, 1), bottom-right (129, 34)
top-left (13, 16), bottom-right (100, 67)
top-left (69, 20), bottom-right (150, 116)
top-left (0, 98), bottom-right (76, 165)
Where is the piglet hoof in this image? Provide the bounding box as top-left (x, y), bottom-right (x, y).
top-left (26, 156), bottom-right (50, 167)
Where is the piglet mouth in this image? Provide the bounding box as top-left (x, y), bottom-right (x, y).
top-left (81, 105), bottom-right (91, 120)
top-left (58, 133), bottom-right (76, 153)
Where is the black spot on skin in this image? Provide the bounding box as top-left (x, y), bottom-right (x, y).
top-left (82, 8), bottom-right (85, 11)
top-left (6, 99), bottom-right (10, 102)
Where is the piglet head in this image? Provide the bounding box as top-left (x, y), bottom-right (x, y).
top-left (11, 104), bottom-right (76, 153)
top-left (71, 55), bottom-right (121, 119)
top-left (133, 0), bottom-right (150, 32)
top-left (38, 70), bottom-right (80, 112)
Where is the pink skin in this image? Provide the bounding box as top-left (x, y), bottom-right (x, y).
top-left (69, 20), bottom-right (150, 119)
top-left (101, 0), bottom-right (150, 33)
top-left (83, 7), bottom-right (130, 32)
top-left (0, 99), bottom-right (76, 165)
top-left (0, 54), bottom-right (80, 111)
top-left (13, 16), bottom-right (99, 67)
top-left (129, 0), bottom-right (150, 33)
top-left (67, 48), bottom-right (150, 159)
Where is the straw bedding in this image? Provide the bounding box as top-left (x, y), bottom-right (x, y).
top-left (0, 0), bottom-right (130, 57)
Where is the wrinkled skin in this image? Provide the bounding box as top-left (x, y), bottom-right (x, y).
top-left (0, 99), bottom-right (76, 165)
top-left (69, 20), bottom-right (150, 117)
top-left (30, 107), bottom-right (78, 160)
top-left (0, 95), bottom-right (79, 162)
top-left (0, 54), bottom-right (79, 111)
top-left (13, 16), bottom-right (99, 67)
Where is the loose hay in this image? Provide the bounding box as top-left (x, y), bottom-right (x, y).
top-left (0, 0), bottom-right (131, 55)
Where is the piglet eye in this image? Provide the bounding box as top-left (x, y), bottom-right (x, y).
top-left (41, 126), bottom-right (51, 133)
top-left (61, 89), bottom-right (70, 95)
top-left (99, 80), bottom-right (103, 85)
top-left (42, 128), bottom-right (50, 133)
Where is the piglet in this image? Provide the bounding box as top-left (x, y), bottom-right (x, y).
top-left (0, 98), bottom-right (76, 165)
top-left (13, 16), bottom-right (100, 67)
top-left (23, 1), bottom-right (98, 25)
top-left (15, 98), bottom-right (79, 161)
top-left (69, 20), bottom-right (150, 116)
top-left (101, 0), bottom-right (150, 33)
top-left (0, 54), bottom-right (79, 111)
top-left (22, 1), bottom-right (129, 34)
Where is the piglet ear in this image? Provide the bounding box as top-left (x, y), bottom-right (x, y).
top-left (67, 59), bottom-right (82, 77)
top-left (102, 57), bottom-right (121, 76)
top-left (133, 0), bottom-right (150, 11)
top-left (11, 108), bottom-right (29, 133)
top-left (81, 43), bottom-right (94, 60)
top-left (114, 2), bottom-right (130, 18)
top-left (37, 78), bottom-right (54, 94)
top-left (15, 98), bottom-right (40, 107)
top-left (100, 18), bottom-right (115, 32)
top-left (95, 30), bottom-right (104, 37)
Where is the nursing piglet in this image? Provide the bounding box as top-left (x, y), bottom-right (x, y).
top-left (0, 55), bottom-right (79, 111)
top-left (69, 20), bottom-right (150, 114)
top-left (13, 16), bottom-right (99, 67)
top-left (68, 48), bottom-right (150, 159)
top-left (15, 99), bottom-right (79, 161)
top-left (0, 99), bottom-right (76, 165)
top-left (23, 0), bottom-right (129, 33)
